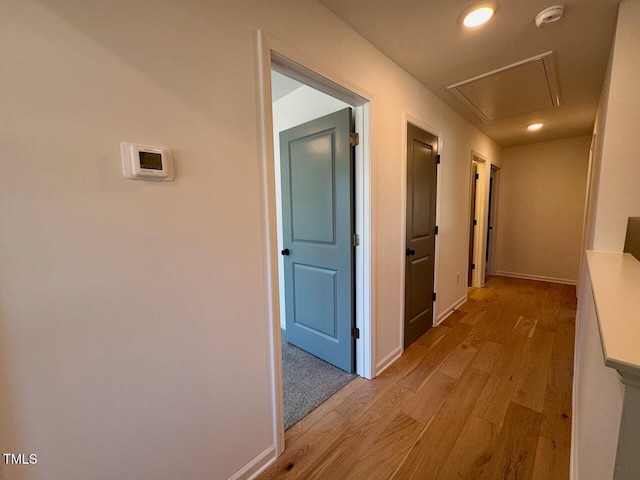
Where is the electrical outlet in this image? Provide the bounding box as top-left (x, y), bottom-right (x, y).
top-left (456, 272), bottom-right (460, 284)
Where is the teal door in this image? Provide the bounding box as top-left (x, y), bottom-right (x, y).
top-left (280, 108), bottom-right (354, 373)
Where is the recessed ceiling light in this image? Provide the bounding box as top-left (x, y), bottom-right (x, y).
top-left (463, 3), bottom-right (497, 27)
top-left (527, 123), bottom-right (544, 131)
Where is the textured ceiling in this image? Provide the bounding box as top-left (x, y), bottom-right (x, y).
top-left (318, 0), bottom-right (620, 147)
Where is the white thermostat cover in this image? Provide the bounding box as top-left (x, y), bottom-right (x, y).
top-left (121, 142), bottom-right (174, 181)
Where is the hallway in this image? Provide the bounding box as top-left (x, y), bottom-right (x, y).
top-left (259, 276), bottom-right (576, 479)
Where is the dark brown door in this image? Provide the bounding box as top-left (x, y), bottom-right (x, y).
top-left (404, 123), bottom-right (438, 348)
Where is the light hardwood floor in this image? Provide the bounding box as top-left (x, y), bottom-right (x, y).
top-left (258, 276), bottom-right (576, 480)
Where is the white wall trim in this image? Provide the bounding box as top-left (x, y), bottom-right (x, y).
top-left (436, 294), bottom-right (468, 325)
top-left (496, 270), bottom-right (578, 286)
top-left (255, 28), bottom-right (286, 457)
top-left (229, 446), bottom-right (276, 480)
top-left (375, 346), bottom-right (403, 375)
top-left (255, 29), bottom-right (376, 457)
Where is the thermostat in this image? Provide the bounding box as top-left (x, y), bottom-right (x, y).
top-left (121, 142), bottom-right (174, 181)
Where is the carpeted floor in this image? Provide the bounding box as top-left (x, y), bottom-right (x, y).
top-left (282, 330), bottom-right (356, 430)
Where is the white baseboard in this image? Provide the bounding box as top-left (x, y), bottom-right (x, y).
top-left (436, 294), bottom-right (467, 325)
top-left (496, 270), bottom-right (577, 286)
top-left (229, 445), bottom-right (277, 480)
top-left (375, 346), bottom-right (403, 375)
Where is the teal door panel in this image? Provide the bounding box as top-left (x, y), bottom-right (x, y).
top-left (280, 108), bottom-right (354, 373)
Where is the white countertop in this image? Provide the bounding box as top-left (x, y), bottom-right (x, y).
top-left (587, 250), bottom-right (640, 378)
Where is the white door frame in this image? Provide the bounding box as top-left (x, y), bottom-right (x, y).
top-left (469, 151), bottom-right (489, 287)
top-left (255, 30), bottom-right (375, 455)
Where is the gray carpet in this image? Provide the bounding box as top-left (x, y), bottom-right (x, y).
top-left (282, 330), bottom-right (356, 430)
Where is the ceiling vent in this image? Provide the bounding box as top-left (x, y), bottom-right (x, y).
top-left (447, 52), bottom-right (561, 123)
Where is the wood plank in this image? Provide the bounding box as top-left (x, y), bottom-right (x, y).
top-left (380, 343), bottom-right (431, 383)
top-left (512, 329), bottom-right (555, 413)
top-left (438, 343), bottom-right (478, 379)
top-left (478, 402), bottom-right (542, 480)
top-left (513, 315), bottom-right (538, 338)
top-left (415, 324), bottom-right (450, 349)
top-left (349, 382), bottom-right (412, 427)
top-left (539, 318), bottom-right (575, 448)
top-left (473, 334), bottom-right (527, 426)
top-left (302, 384), bottom-right (416, 480)
top-left (438, 309), bottom-right (468, 328)
top-left (392, 368), bottom-right (489, 479)
top-left (257, 411), bottom-right (349, 480)
top-left (401, 371), bottom-right (457, 425)
top-left (345, 413), bottom-right (425, 480)
top-left (398, 322), bottom-right (472, 392)
top-left (460, 308), bottom-right (487, 325)
top-left (471, 341), bottom-right (505, 374)
top-left (531, 435), bottom-right (570, 480)
top-left (483, 306), bottom-right (523, 345)
top-left (299, 427), bottom-right (364, 480)
top-left (456, 298), bottom-right (484, 314)
top-left (438, 414), bottom-right (498, 479)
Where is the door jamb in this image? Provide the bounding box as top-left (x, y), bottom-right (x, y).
top-left (470, 151), bottom-right (489, 287)
top-left (255, 30), bottom-right (375, 455)
top-left (485, 165), bottom-right (500, 276)
top-left (399, 114), bottom-right (443, 349)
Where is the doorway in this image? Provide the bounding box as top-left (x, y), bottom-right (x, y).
top-left (468, 152), bottom-right (496, 287)
top-left (272, 78), bottom-right (358, 429)
top-left (404, 123), bottom-right (438, 348)
top-left (485, 166), bottom-right (499, 276)
top-left (468, 160), bottom-right (478, 286)
top-left (256, 30), bottom-right (374, 453)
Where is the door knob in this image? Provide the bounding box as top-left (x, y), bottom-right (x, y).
top-left (406, 248), bottom-right (416, 256)
top-left (281, 248), bottom-right (290, 256)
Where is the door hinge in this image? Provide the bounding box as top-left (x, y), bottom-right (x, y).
top-left (432, 292), bottom-right (437, 302)
top-left (434, 225), bottom-right (439, 235)
top-left (475, 173), bottom-right (479, 180)
top-left (352, 327), bottom-right (360, 339)
top-left (472, 263), bottom-right (476, 270)
top-left (352, 233), bottom-right (360, 246)
top-left (349, 132), bottom-right (360, 147)
top-left (473, 219), bottom-right (477, 226)
top-left (436, 154), bottom-right (441, 164)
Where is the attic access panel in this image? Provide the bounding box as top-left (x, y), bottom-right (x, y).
top-left (447, 52), bottom-right (561, 123)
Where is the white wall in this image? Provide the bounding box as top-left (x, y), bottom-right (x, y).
top-left (0, 1), bottom-right (500, 478)
top-left (589, 0), bottom-right (640, 252)
top-left (573, 266), bottom-right (625, 480)
top-left (573, 1), bottom-right (640, 478)
top-left (272, 85), bottom-right (350, 330)
top-left (495, 136), bottom-right (591, 284)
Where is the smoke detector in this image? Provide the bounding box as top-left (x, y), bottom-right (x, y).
top-left (535, 5), bottom-right (564, 28)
